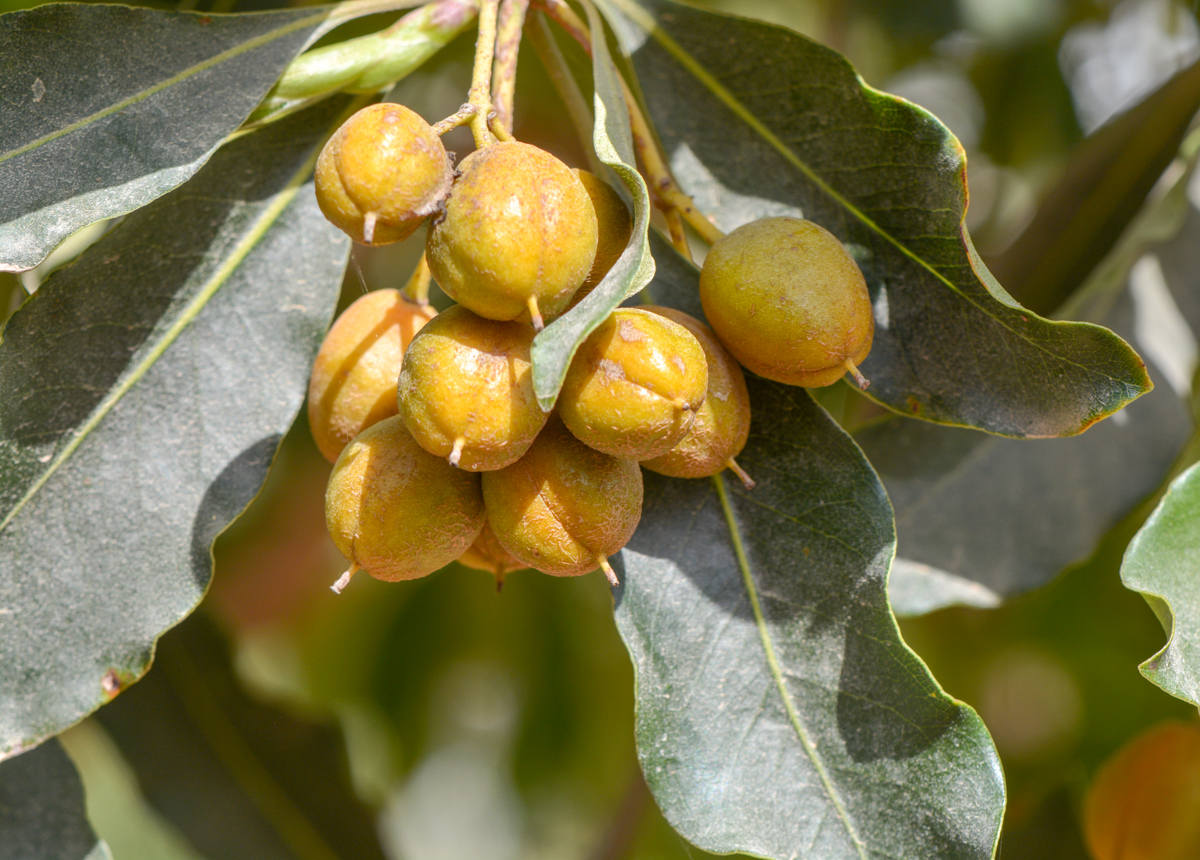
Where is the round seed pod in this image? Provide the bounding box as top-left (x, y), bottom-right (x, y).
top-left (699, 216), bottom-right (873, 388)
top-left (308, 289), bottom-right (436, 463)
top-left (325, 416), bottom-right (484, 582)
top-left (568, 169), bottom-right (632, 307)
top-left (315, 102), bottom-right (453, 245)
top-left (482, 418), bottom-right (642, 583)
top-left (558, 308), bottom-right (708, 460)
top-left (397, 304), bottom-right (547, 471)
top-left (425, 142), bottom-right (598, 328)
top-left (456, 520), bottom-right (528, 585)
top-left (640, 307), bottom-right (753, 486)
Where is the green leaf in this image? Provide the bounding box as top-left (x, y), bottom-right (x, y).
top-left (529, 1), bottom-right (654, 410)
top-left (0, 739), bottom-right (111, 860)
top-left (1122, 462), bottom-right (1200, 708)
top-left (0, 99), bottom-right (351, 757)
top-left (92, 611), bottom-right (387, 860)
top-left (0, 3), bottom-right (329, 273)
top-left (596, 0), bottom-right (1150, 438)
top-left (615, 247), bottom-right (1004, 860)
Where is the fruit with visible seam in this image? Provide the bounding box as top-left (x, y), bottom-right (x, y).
top-left (558, 308), bottom-right (708, 460)
top-left (482, 418), bottom-right (642, 584)
top-left (426, 141), bottom-right (597, 329)
top-left (640, 306), bottom-right (754, 488)
top-left (699, 216), bottom-right (873, 388)
top-left (566, 169), bottom-right (633, 309)
top-left (325, 416), bottom-right (484, 588)
top-left (397, 304), bottom-right (547, 471)
top-left (308, 289), bottom-right (436, 463)
top-left (315, 102), bottom-right (453, 245)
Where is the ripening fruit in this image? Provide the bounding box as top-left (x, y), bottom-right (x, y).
top-left (426, 142), bottom-right (598, 329)
top-left (699, 216), bottom-right (874, 388)
top-left (482, 418), bottom-right (642, 585)
top-left (315, 102), bottom-right (453, 245)
top-left (397, 304), bottom-right (547, 471)
top-left (640, 307), bottom-right (754, 488)
top-left (308, 289), bottom-right (436, 463)
top-left (558, 308), bottom-right (708, 460)
top-left (325, 417), bottom-right (484, 585)
top-left (456, 521), bottom-right (528, 586)
top-left (568, 169), bottom-right (633, 307)
top-left (1084, 720), bottom-right (1200, 860)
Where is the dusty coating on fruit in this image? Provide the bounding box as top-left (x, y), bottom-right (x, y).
top-left (699, 216), bottom-right (873, 387)
top-left (397, 304), bottom-right (547, 471)
top-left (426, 142), bottom-right (598, 322)
top-left (558, 308), bottom-right (708, 460)
top-left (482, 418), bottom-right (642, 576)
top-left (308, 290), bottom-right (436, 463)
top-left (315, 103), bottom-right (453, 246)
top-left (1084, 721), bottom-right (1200, 860)
top-left (326, 417), bottom-right (484, 581)
top-left (568, 169), bottom-right (633, 307)
top-left (456, 520), bottom-right (527, 578)
top-left (640, 307), bottom-right (751, 479)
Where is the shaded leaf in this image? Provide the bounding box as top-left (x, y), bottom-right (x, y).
top-left (1121, 462), bottom-right (1200, 708)
top-left (94, 611), bottom-right (387, 860)
top-left (0, 739), bottom-right (110, 860)
top-left (530, 1), bottom-right (654, 410)
top-left (614, 245), bottom-right (1004, 860)
top-left (596, 0), bottom-right (1150, 438)
top-left (0, 99), bottom-right (351, 756)
top-left (0, 3), bottom-right (328, 273)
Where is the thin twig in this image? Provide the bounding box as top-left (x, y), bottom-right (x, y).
top-left (525, 11), bottom-right (603, 174)
top-left (664, 208), bottom-right (692, 261)
top-left (491, 0), bottom-right (530, 133)
top-left (431, 103), bottom-right (477, 135)
top-left (466, 0), bottom-right (504, 147)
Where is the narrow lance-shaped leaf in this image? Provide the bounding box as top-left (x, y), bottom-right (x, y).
top-left (529, 0), bottom-right (654, 410)
top-left (1121, 461), bottom-right (1200, 708)
top-left (611, 246), bottom-right (1005, 860)
top-left (0, 739), bottom-right (110, 860)
top-left (0, 2), bottom-right (379, 273)
top-left (0, 98), bottom-right (352, 757)
top-left (596, 0), bottom-right (1150, 438)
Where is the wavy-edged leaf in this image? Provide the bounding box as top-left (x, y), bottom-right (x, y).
top-left (1121, 462), bottom-right (1200, 708)
top-left (0, 99), bottom-right (351, 757)
top-left (93, 611), bottom-right (387, 860)
top-left (0, 739), bottom-right (110, 860)
top-left (613, 245), bottom-right (1005, 860)
top-left (596, 0), bottom-right (1150, 438)
top-left (529, 1), bottom-right (654, 410)
top-left (0, 3), bottom-right (331, 273)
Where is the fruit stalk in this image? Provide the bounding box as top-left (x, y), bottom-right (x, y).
top-left (467, 0), bottom-right (504, 148)
top-left (491, 0), bottom-right (531, 133)
top-left (524, 12), bottom-right (605, 175)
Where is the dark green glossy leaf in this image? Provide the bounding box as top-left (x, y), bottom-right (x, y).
top-left (0, 99), bottom-right (351, 757)
top-left (1122, 462), bottom-right (1200, 707)
top-left (596, 0), bottom-right (1150, 438)
top-left (0, 3), bottom-right (328, 273)
top-left (94, 611), bottom-right (387, 860)
top-left (530, 1), bottom-right (654, 410)
top-left (613, 246), bottom-right (1005, 860)
top-left (0, 739), bottom-right (109, 860)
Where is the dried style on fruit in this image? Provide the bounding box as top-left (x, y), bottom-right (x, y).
top-left (640, 307), bottom-right (753, 487)
top-left (558, 308), bottom-right (708, 460)
top-left (426, 141), bottom-right (598, 328)
top-left (397, 304), bottom-right (547, 471)
top-left (699, 216), bottom-right (874, 388)
top-left (482, 418), bottom-right (642, 584)
top-left (308, 289), bottom-right (436, 463)
top-left (326, 417), bottom-right (484, 582)
top-left (315, 103), bottom-right (453, 245)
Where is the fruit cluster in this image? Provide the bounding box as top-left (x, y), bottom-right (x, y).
top-left (309, 103), bottom-right (873, 591)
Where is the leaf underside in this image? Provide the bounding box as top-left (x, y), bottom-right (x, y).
top-left (597, 0), bottom-right (1150, 439)
top-left (0, 3), bottom-right (328, 273)
top-left (0, 99), bottom-right (351, 757)
top-left (0, 739), bottom-right (108, 860)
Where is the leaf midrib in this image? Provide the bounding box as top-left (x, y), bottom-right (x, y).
top-left (0, 10), bottom-right (326, 168)
top-left (0, 128), bottom-right (326, 537)
top-left (712, 474), bottom-right (869, 859)
top-left (603, 0), bottom-right (1141, 387)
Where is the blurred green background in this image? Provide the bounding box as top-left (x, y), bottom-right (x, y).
top-left (4, 0), bottom-right (1200, 858)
